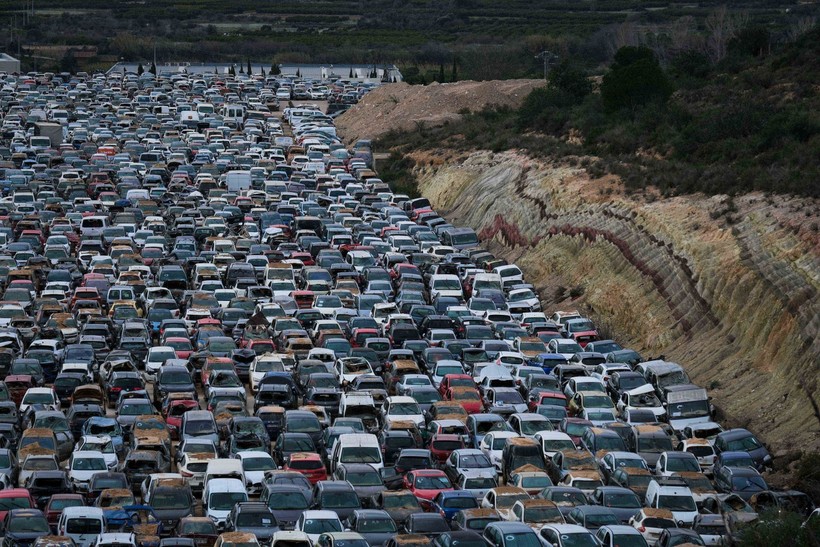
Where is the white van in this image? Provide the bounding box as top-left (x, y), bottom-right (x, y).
top-left (58, 506), bottom-right (105, 547)
top-left (329, 433), bottom-right (383, 474)
top-left (80, 216), bottom-right (109, 238)
top-left (204, 458), bottom-right (246, 488)
top-left (203, 477), bottom-right (247, 530)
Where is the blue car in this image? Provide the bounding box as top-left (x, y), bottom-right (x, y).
top-left (432, 490), bottom-right (479, 521)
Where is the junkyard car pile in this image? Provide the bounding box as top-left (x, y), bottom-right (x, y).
top-left (0, 68), bottom-right (812, 547)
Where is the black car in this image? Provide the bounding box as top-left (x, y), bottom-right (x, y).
top-left (272, 433), bottom-right (316, 467)
top-left (432, 531), bottom-right (485, 547)
top-left (67, 403), bottom-right (106, 441)
top-left (153, 365), bottom-right (196, 405)
top-left (2, 508), bottom-right (50, 545)
top-left (88, 471), bottom-right (130, 502)
top-left (53, 372), bottom-right (86, 405)
top-left (25, 470), bottom-right (72, 509)
top-left (403, 513), bottom-right (450, 537)
top-left (225, 501), bottom-right (280, 544)
top-left (655, 528), bottom-right (706, 547)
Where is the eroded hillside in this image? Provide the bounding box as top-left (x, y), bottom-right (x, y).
top-left (409, 148), bottom-right (820, 462)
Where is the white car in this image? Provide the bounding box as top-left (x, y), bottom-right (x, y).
top-left (236, 451), bottom-right (276, 494)
top-left (250, 354), bottom-right (285, 393)
top-left (68, 450), bottom-right (109, 492)
top-left (430, 360), bottom-right (465, 389)
top-left (396, 374), bottom-right (434, 395)
top-left (294, 510), bottom-right (343, 544)
top-left (74, 435), bottom-right (118, 470)
top-left (20, 387), bottom-right (59, 414)
top-left (144, 346), bottom-right (177, 381)
top-left (479, 431), bottom-right (521, 472)
top-left (382, 396), bottom-right (425, 427)
top-left (533, 431), bottom-right (576, 462)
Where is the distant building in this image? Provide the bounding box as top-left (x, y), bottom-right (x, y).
top-left (0, 54), bottom-right (21, 74)
top-left (106, 61), bottom-right (402, 82)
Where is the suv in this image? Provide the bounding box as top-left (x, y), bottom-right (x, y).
top-left (225, 501), bottom-right (280, 544)
top-left (644, 477), bottom-right (698, 526)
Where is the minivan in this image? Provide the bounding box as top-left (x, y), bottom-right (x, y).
top-left (204, 478), bottom-right (248, 530)
top-left (80, 216), bottom-right (109, 238)
top-left (57, 506), bottom-right (104, 547)
top-left (329, 433), bottom-right (383, 473)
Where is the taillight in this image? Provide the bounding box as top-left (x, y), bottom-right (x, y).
top-left (180, 470), bottom-right (193, 477)
top-left (638, 525), bottom-right (646, 533)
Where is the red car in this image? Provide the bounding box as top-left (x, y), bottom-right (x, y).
top-left (165, 337), bottom-right (194, 359)
top-left (0, 489), bottom-right (35, 522)
top-left (444, 387), bottom-right (483, 414)
top-left (404, 469), bottom-right (454, 501)
top-left (44, 493), bottom-right (85, 529)
top-left (163, 398), bottom-right (199, 439)
top-left (241, 338), bottom-right (276, 356)
top-left (527, 390), bottom-right (567, 412)
top-left (429, 434), bottom-right (465, 464)
top-left (284, 452), bottom-right (327, 484)
top-left (438, 374), bottom-right (475, 397)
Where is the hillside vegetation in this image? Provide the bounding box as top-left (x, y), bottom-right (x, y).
top-left (377, 25), bottom-right (820, 197)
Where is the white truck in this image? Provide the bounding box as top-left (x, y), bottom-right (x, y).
top-left (665, 384), bottom-right (712, 432)
top-left (225, 170), bottom-right (252, 192)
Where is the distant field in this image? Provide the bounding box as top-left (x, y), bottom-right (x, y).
top-left (2, 0), bottom-right (813, 76)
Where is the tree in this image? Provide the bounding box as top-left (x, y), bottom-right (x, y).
top-left (438, 63), bottom-right (445, 82)
top-left (349, 67), bottom-right (354, 78)
top-left (451, 57), bottom-right (458, 82)
top-left (137, 63), bottom-right (144, 75)
top-left (271, 63), bottom-right (280, 75)
top-left (601, 46), bottom-right (673, 112)
top-left (59, 50), bottom-right (78, 74)
top-left (149, 61), bottom-right (156, 75)
top-left (229, 65), bottom-right (235, 76)
top-left (247, 59), bottom-right (252, 74)
top-left (548, 60), bottom-right (592, 102)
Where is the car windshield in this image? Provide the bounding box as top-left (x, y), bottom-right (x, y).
top-left (288, 417), bottom-right (320, 433)
top-left (414, 475), bottom-right (451, 489)
top-left (347, 470), bottom-right (382, 486)
top-left (236, 512), bottom-right (277, 528)
top-left (9, 516), bottom-right (52, 533)
top-left (0, 497), bottom-right (30, 510)
top-left (658, 495), bottom-right (697, 511)
top-left (152, 491), bottom-right (191, 509)
top-left (323, 491), bottom-right (359, 508)
top-left (605, 493), bottom-right (641, 508)
top-left (638, 437), bottom-right (673, 452)
top-left (267, 491), bottom-right (308, 510)
top-left (725, 435), bottom-right (762, 452)
top-left (732, 475), bottom-right (767, 490)
top-left (243, 457), bottom-right (274, 471)
top-left (303, 518), bottom-right (342, 533)
top-left (460, 454), bottom-right (492, 468)
top-left (210, 492), bottom-right (247, 510)
top-left (667, 456), bottom-right (700, 472)
top-left (504, 532), bottom-right (542, 547)
top-left (341, 447), bottom-right (381, 464)
top-left (73, 457), bottom-right (107, 471)
top-left (382, 494), bottom-right (418, 509)
top-left (391, 402), bottom-right (420, 415)
top-left (359, 518), bottom-right (397, 533)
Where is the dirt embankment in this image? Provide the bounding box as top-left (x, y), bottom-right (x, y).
top-left (409, 149), bottom-right (820, 460)
top-left (338, 79), bottom-right (820, 486)
top-left (336, 79), bottom-right (545, 144)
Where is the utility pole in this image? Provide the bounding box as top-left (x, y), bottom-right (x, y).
top-left (535, 50), bottom-right (557, 81)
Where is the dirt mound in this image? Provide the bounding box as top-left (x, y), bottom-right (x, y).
top-left (336, 79), bottom-right (545, 144)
